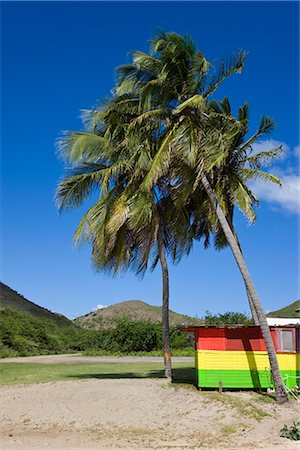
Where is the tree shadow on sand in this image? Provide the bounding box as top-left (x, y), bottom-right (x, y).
top-left (67, 367), bottom-right (196, 386)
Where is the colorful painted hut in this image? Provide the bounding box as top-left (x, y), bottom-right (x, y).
top-left (180, 325), bottom-right (300, 390)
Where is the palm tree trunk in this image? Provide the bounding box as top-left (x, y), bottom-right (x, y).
top-left (227, 210), bottom-right (259, 324)
top-left (157, 230), bottom-right (172, 380)
top-left (233, 230), bottom-right (260, 325)
top-left (246, 288), bottom-right (259, 325)
top-left (200, 172), bottom-right (288, 403)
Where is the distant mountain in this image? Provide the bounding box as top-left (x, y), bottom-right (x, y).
top-left (0, 282), bottom-right (71, 327)
top-left (267, 300), bottom-right (300, 319)
top-left (74, 299), bottom-right (204, 330)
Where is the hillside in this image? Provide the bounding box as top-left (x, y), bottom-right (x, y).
top-left (0, 282), bottom-right (71, 327)
top-left (74, 300), bottom-right (204, 330)
top-left (267, 300), bottom-right (300, 318)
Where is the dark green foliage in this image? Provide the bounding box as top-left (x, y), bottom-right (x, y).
top-left (75, 318), bottom-right (191, 353)
top-left (280, 422), bottom-right (300, 441)
top-left (103, 318), bottom-right (162, 353)
top-left (204, 311), bottom-right (254, 326)
top-left (170, 327), bottom-right (194, 349)
top-left (0, 309), bottom-right (191, 357)
top-left (0, 308), bottom-right (91, 356)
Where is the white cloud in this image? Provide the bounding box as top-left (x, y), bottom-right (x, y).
top-left (93, 304), bottom-right (108, 311)
top-left (252, 174), bottom-right (300, 215)
top-left (294, 145), bottom-right (300, 157)
top-left (249, 141), bottom-right (300, 215)
top-left (96, 304), bottom-right (108, 310)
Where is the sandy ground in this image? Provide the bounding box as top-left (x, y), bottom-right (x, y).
top-left (0, 377), bottom-right (299, 450)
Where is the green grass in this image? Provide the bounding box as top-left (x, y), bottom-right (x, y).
top-left (0, 362), bottom-right (195, 385)
top-left (202, 392), bottom-right (270, 421)
top-left (220, 425), bottom-right (238, 436)
top-left (254, 392), bottom-right (276, 404)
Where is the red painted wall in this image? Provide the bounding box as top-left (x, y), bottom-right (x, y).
top-left (196, 327), bottom-right (278, 352)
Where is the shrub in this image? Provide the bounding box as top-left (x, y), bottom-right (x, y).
top-left (204, 311), bottom-right (253, 326)
top-left (280, 422), bottom-right (300, 441)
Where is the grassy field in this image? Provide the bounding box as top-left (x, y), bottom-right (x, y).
top-left (0, 362), bottom-right (195, 385)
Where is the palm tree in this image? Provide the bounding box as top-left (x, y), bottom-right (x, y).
top-left (175, 98), bottom-right (283, 325)
top-left (115, 31), bottom-right (288, 403)
top-left (55, 97), bottom-right (193, 380)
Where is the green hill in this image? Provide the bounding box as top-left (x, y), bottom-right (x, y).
top-left (0, 282), bottom-right (71, 327)
top-left (0, 307), bottom-right (96, 357)
top-left (0, 282), bottom-right (88, 357)
top-left (74, 300), bottom-right (204, 330)
top-left (267, 300), bottom-right (300, 318)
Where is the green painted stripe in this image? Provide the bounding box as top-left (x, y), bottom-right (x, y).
top-left (197, 369), bottom-right (299, 389)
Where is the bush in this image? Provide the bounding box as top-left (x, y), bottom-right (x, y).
top-left (204, 311), bottom-right (253, 326)
top-left (280, 422), bottom-right (300, 441)
top-left (111, 318), bottom-right (161, 353)
top-left (170, 328), bottom-right (190, 349)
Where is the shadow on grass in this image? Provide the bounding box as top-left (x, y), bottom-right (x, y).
top-left (67, 367), bottom-right (196, 386)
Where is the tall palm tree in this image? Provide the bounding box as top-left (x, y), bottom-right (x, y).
top-left (177, 98), bottom-right (283, 324)
top-left (55, 97), bottom-right (193, 380)
top-left (115, 31), bottom-right (288, 403)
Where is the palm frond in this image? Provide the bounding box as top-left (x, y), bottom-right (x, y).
top-left (238, 115), bottom-right (275, 152)
top-left (55, 163), bottom-right (107, 211)
top-left (233, 181), bottom-right (257, 223)
top-left (142, 123), bottom-right (180, 189)
top-left (73, 198), bottom-right (106, 246)
top-left (247, 145), bottom-right (283, 169)
top-left (57, 131), bottom-right (107, 163)
top-left (172, 94), bottom-right (205, 114)
top-left (80, 109), bottom-right (106, 133)
top-left (204, 50), bottom-right (247, 98)
top-left (238, 102), bottom-right (249, 124)
top-left (107, 193), bottom-right (130, 236)
top-left (243, 168), bottom-right (281, 185)
top-left (127, 109), bottom-right (166, 132)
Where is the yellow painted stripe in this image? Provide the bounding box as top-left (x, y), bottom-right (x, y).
top-left (195, 350), bottom-right (299, 371)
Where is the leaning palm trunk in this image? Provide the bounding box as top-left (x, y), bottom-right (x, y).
top-left (246, 288), bottom-right (259, 325)
top-left (233, 231), bottom-right (260, 325)
top-left (200, 172), bottom-right (288, 403)
top-left (158, 231), bottom-right (172, 380)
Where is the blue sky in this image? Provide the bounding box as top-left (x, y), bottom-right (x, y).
top-left (1, 1), bottom-right (299, 319)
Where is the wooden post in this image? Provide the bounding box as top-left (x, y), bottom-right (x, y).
top-left (218, 381), bottom-right (223, 394)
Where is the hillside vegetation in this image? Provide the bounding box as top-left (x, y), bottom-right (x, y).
top-left (74, 300), bottom-right (204, 330)
top-left (0, 309), bottom-right (89, 357)
top-left (1, 281), bottom-right (286, 359)
top-left (267, 300), bottom-right (299, 318)
top-left (0, 309), bottom-right (192, 357)
top-left (0, 282), bottom-right (71, 327)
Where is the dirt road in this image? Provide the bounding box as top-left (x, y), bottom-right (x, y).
top-left (0, 354), bottom-right (193, 364)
